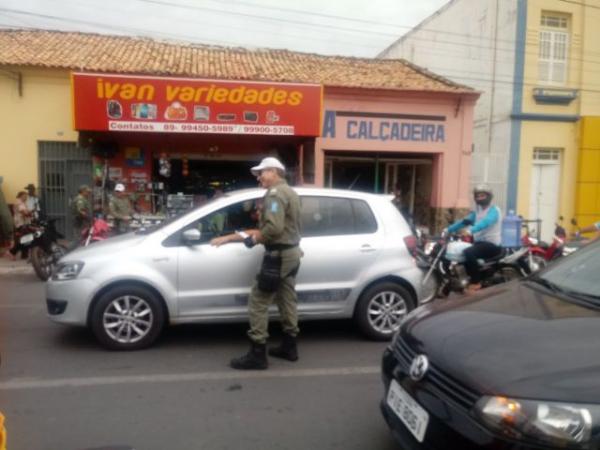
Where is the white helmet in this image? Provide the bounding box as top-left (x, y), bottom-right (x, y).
top-left (473, 183), bottom-right (493, 207)
top-left (114, 183), bottom-right (126, 192)
top-left (473, 183), bottom-right (493, 196)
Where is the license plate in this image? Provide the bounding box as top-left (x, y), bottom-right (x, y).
top-left (387, 379), bottom-right (429, 443)
top-left (20, 234), bottom-right (34, 244)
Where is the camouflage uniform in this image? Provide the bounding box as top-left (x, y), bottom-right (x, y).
top-left (72, 193), bottom-right (91, 241)
top-left (247, 179), bottom-right (302, 344)
top-left (109, 195), bottom-right (133, 234)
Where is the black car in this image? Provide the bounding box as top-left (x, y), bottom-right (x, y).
top-left (381, 240), bottom-right (600, 450)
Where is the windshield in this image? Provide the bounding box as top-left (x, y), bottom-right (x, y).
top-left (538, 240), bottom-right (600, 298)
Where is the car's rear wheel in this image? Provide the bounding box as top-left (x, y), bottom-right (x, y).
top-left (91, 285), bottom-right (165, 350)
top-left (355, 282), bottom-right (415, 341)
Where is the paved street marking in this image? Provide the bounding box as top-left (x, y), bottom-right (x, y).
top-left (0, 366), bottom-right (379, 391)
top-left (0, 304), bottom-right (41, 309)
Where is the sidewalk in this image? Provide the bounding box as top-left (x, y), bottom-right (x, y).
top-left (0, 255), bottom-right (34, 275)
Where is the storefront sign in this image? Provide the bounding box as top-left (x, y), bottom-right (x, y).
top-left (322, 110), bottom-right (446, 142)
top-left (71, 73), bottom-right (322, 136)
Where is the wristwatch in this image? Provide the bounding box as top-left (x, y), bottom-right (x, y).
top-left (236, 230), bottom-right (255, 248)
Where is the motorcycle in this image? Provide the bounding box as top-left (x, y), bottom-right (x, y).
top-left (81, 217), bottom-right (111, 246)
top-left (416, 233), bottom-right (532, 298)
top-left (521, 219), bottom-right (567, 267)
top-left (18, 219), bottom-right (67, 281)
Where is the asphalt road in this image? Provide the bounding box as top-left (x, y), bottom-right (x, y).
top-left (0, 272), bottom-right (399, 450)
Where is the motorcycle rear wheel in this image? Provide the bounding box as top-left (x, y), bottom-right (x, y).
top-left (31, 245), bottom-right (66, 281)
top-left (499, 266), bottom-right (522, 282)
top-left (31, 247), bottom-right (52, 281)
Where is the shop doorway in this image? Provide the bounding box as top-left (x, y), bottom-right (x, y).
top-left (324, 153), bottom-right (433, 226)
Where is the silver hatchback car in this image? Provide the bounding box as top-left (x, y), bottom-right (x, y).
top-left (47, 188), bottom-right (431, 350)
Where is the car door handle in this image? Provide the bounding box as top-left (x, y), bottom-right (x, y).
top-left (360, 244), bottom-right (377, 253)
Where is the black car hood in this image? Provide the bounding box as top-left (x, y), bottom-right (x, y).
top-left (401, 281), bottom-right (600, 403)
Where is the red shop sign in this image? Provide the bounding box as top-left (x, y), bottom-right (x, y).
top-left (71, 72), bottom-right (323, 136)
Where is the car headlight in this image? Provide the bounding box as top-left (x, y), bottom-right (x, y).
top-left (52, 261), bottom-right (85, 281)
top-left (476, 396), bottom-right (598, 448)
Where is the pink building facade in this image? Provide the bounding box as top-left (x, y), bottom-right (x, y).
top-left (312, 88), bottom-right (479, 230)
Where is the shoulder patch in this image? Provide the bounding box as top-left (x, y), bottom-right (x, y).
top-left (270, 201), bottom-right (279, 213)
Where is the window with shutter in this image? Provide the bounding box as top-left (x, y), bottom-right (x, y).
top-left (538, 13), bottom-right (570, 85)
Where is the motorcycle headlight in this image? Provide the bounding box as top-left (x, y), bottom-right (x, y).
top-left (52, 261), bottom-right (85, 281)
top-left (424, 241), bottom-right (436, 255)
top-left (476, 396), bottom-right (599, 448)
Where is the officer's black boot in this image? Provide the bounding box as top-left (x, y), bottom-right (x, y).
top-left (230, 341), bottom-right (268, 370)
top-left (268, 334), bottom-right (298, 362)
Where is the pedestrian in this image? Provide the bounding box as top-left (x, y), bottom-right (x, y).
top-left (109, 183), bottom-right (133, 234)
top-left (573, 221), bottom-right (600, 242)
top-left (0, 177), bottom-right (14, 255)
top-left (24, 183), bottom-right (41, 220)
top-left (7, 191), bottom-right (32, 260)
top-left (72, 185), bottom-right (92, 243)
top-left (211, 157), bottom-right (302, 370)
top-left (445, 184), bottom-right (503, 294)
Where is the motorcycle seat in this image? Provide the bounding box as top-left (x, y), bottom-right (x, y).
top-left (477, 249), bottom-right (507, 266)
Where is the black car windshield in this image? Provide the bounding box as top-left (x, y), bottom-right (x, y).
top-left (537, 240), bottom-right (600, 299)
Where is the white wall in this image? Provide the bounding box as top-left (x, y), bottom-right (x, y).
top-left (379, 0), bottom-right (519, 210)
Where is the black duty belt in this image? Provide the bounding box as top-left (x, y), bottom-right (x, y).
top-left (264, 243), bottom-right (299, 252)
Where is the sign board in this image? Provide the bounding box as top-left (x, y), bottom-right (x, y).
top-left (72, 73), bottom-right (322, 136)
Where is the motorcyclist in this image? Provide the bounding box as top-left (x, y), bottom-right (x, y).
top-left (445, 184), bottom-right (503, 294)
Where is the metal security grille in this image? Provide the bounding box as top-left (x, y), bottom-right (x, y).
top-left (38, 141), bottom-right (92, 239)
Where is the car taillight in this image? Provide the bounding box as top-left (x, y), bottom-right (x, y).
top-left (403, 235), bottom-right (418, 256)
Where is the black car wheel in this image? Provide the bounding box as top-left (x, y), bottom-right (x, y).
top-left (355, 282), bottom-right (415, 341)
top-left (91, 285), bottom-right (165, 350)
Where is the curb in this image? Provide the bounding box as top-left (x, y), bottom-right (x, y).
top-left (0, 265), bottom-right (35, 276)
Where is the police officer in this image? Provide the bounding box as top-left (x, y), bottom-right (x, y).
top-left (211, 157), bottom-right (302, 370)
top-left (109, 183), bottom-right (133, 234)
top-left (72, 184), bottom-right (91, 242)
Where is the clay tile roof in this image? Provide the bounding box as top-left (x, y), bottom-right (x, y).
top-left (0, 29), bottom-right (475, 94)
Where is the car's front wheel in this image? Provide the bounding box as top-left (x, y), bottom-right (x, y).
top-left (91, 285), bottom-right (165, 350)
top-left (355, 282), bottom-right (415, 341)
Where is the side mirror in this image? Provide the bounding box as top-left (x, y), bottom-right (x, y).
top-left (182, 228), bottom-right (202, 245)
top-left (571, 217), bottom-right (578, 226)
